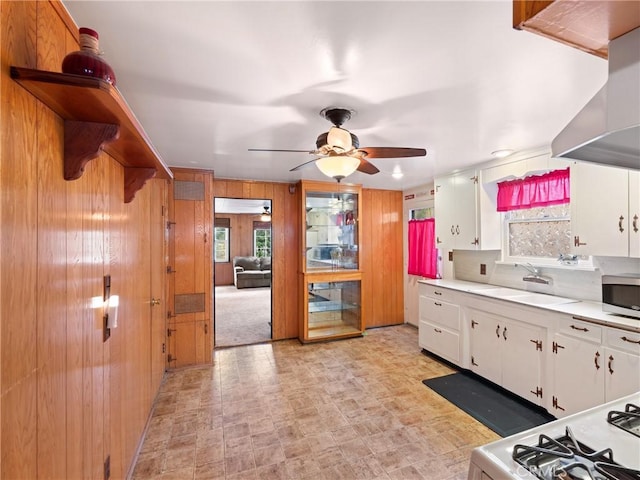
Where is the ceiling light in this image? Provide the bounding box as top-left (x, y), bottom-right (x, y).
top-left (316, 155), bottom-right (360, 182)
top-left (392, 166), bottom-right (403, 179)
top-left (326, 126), bottom-right (353, 153)
top-left (491, 149), bottom-right (514, 158)
top-left (260, 206), bottom-right (271, 222)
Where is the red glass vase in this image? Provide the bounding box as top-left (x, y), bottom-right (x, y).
top-left (62, 27), bottom-right (116, 86)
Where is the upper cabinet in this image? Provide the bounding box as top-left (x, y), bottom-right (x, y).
top-left (434, 169), bottom-right (501, 251)
top-left (570, 161), bottom-right (640, 257)
top-left (513, 0), bottom-right (640, 58)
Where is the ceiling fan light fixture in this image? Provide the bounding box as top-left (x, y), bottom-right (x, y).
top-left (260, 206), bottom-right (271, 222)
top-left (316, 155), bottom-right (360, 182)
top-left (326, 126), bottom-right (353, 152)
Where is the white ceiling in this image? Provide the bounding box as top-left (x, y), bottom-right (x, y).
top-left (62, 1), bottom-right (608, 190)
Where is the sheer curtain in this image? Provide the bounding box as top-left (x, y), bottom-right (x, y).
top-left (497, 168), bottom-right (570, 212)
top-left (408, 218), bottom-right (438, 278)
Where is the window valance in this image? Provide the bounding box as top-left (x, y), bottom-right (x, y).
top-left (497, 168), bottom-right (570, 212)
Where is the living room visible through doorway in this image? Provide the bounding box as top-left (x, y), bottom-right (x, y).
top-left (213, 197), bottom-right (272, 347)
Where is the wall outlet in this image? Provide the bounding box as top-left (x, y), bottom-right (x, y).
top-left (480, 264), bottom-right (487, 275)
top-left (448, 251), bottom-right (453, 262)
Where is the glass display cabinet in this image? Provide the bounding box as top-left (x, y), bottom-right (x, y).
top-left (299, 180), bottom-right (363, 343)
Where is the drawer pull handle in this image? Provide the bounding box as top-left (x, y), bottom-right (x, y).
top-left (502, 327), bottom-right (508, 341)
top-left (570, 325), bottom-right (589, 332)
top-left (619, 215), bottom-right (625, 233)
top-left (594, 351), bottom-right (601, 370)
top-left (633, 214), bottom-right (639, 233)
top-left (496, 325), bottom-right (500, 338)
top-left (608, 355), bottom-right (614, 374)
top-left (621, 336), bottom-right (640, 344)
top-left (434, 302), bottom-right (442, 307)
top-left (434, 328), bottom-right (442, 333)
top-left (471, 320), bottom-right (478, 329)
top-left (433, 291), bottom-right (442, 296)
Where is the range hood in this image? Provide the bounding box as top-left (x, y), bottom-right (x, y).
top-left (552, 27), bottom-right (640, 170)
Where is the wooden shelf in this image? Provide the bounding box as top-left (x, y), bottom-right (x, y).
top-left (10, 66), bottom-right (173, 202)
top-left (513, 1), bottom-right (640, 59)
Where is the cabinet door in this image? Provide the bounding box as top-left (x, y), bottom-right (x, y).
top-left (469, 311), bottom-right (501, 386)
top-left (550, 333), bottom-right (604, 417)
top-left (434, 174), bottom-right (457, 250)
top-left (501, 319), bottom-right (544, 406)
top-left (454, 173), bottom-right (479, 248)
top-left (419, 320), bottom-right (461, 365)
top-left (629, 170), bottom-right (640, 258)
top-left (571, 162), bottom-right (629, 257)
top-left (604, 347), bottom-right (640, 402)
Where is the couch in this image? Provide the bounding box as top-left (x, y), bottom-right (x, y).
top-left (233, 256), bottom-right (271, 288)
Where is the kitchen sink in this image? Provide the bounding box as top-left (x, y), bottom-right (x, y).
top-left (503, 293), bottom-right (579, 306)
top-left (472, 287), bottom-right (529, 298)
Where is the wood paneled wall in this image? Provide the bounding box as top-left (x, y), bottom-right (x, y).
top-left (213, 179), bottom-right (300, 340)
top-left (1, 2), bottom-right (168, 478)
top-left (212, 180), bottom-right (405, 339)
top-left (361, 189), bottom-right (405, 327)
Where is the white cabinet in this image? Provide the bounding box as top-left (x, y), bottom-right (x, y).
top-left (549, 317), bottom-right (604, 417)
top-left (469, 309), bottom-right (545, 406)
top-left (418, 284), bottom-right (463, 367)
top-left (434, 169), bottom-right (500, 251)
top-left (604, 327), bottom-right (640, 402)
top-left (549, 315), bottom-right (640, 417)
top-left (571, 161), bottom-right (639, 257)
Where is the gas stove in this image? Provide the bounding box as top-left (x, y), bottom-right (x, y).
top-left (468, 393), bottom-right (640, 480)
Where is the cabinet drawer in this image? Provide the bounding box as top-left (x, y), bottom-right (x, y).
top-left (606, 328), bottom-right (640, 355)
top-left (419, 320), bottom-right (461, 365)
top-left (419, 296), bottom-right (460, 331)
top-left (418, 284), bottom-right (459, 303)
top-left (558, 316), bottom-right (602, 343)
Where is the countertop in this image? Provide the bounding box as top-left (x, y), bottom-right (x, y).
top-left (418, 278), bottom-right (640, 332)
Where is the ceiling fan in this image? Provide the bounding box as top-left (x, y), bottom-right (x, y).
top-left (248, 107), bottom-right (427, 182)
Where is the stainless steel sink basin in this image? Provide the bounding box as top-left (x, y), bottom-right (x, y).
top-left (472, 287), bottom-right (527, 298)
top-left (506, 293), bottom-right (579, 306)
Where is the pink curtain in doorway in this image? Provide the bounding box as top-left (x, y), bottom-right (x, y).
top-left (408, 218), bottom-right (438, 278)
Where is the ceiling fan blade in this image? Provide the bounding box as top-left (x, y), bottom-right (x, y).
top-left (248, 148), bottom-right (315, 154)
top-left (289, 158), bottom-right (320, 172)
top-left (358, 147), bottom-right (426, 158)
top-left (357, 159), bottom-right (380, 175)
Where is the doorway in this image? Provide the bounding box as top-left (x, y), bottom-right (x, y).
top-left (213, 197), bottom-right (272, 347)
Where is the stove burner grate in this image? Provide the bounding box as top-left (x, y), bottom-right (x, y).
top-left (512, 426), bottom-right (639, 480)
top-left (608, 404), bottom-right (640, 438)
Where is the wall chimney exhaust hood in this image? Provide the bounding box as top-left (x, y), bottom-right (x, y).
top-left (551, 27), bottom-right (640, 170)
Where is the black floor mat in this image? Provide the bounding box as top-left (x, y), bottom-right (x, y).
top-left (422, 372), bottom-right (555, 437)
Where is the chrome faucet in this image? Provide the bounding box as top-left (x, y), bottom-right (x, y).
top-left (516, 263), bottom-right (552, 285)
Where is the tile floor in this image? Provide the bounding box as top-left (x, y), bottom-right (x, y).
top-left (131, 325), bottom-right (500, 480)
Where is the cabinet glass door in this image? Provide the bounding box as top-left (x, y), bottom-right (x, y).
top-left (307, 280), bottom-right (361, 340)
top-left (305, 191), bottom-right (358, 271)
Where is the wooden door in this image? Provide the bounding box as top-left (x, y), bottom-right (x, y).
top-left (150, 180), bottom-right (168, 390)
top-left (167, 169), bottom-right (213, 368)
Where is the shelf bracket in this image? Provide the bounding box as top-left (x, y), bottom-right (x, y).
top-left (64, 120), bottom-right (120, 180)
top-left (124, 167), bottom-right (157, 203)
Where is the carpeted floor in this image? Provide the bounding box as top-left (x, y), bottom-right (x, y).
top-left (215, 285), bottom-right (272, 347)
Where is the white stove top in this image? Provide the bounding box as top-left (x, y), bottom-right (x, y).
top-left (468, 392), bottom-right (640, 480)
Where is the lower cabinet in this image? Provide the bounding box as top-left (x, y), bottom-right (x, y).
top-left (468, 309), bottom-right (545, 406)
top-left (418, 284), bottom-right (463, 366)
top-left (549, 316), bottom-right (640, 417)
